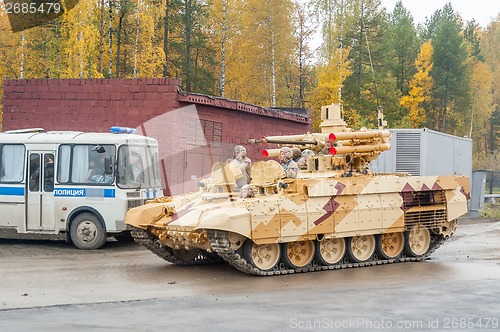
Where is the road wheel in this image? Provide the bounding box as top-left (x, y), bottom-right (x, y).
top-left (346, 235), bottom-right (375, 263)
top-left (70, 213), bottom-right (107, 250)
top-left (315, 237), bottom-right (345, 266)
top-left (376, 232), bottom-right (404, 260)
top-left (282, 240), bottom-right (315, 269)
top-left (243, 240), bottom-right (280, 272)
top-left (405, 224), bottom-right (431, 257)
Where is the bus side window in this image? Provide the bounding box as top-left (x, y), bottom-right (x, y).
top-left (43, 153), bottom-right (55, 192)
top-left (29, 154), bottom-right (40, 192)
top-left (1, 144), bottom-right (25, 182)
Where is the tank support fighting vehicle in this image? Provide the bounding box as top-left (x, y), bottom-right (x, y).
top-left (126, 104), bottom-right (470, 276)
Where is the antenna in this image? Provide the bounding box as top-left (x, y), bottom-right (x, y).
top-left (361, 0), bottom-right (380, 111)
top-left (338, 0), bottom-right (344, 104)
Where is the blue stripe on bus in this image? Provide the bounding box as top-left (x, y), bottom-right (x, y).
top-left (0, 187), bottom-right (25, 196)
top-left (54, 188), bottom-right (115, 198)
top-left (103, 189), bottom-right (116, 198)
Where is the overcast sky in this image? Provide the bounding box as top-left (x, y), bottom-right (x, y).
top-left (381, 0), bottom-right (500, 28)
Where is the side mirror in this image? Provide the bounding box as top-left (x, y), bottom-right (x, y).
top-left (92, 145), bottom-right (106, 153)
top-left (104, 157), bottom-right (113, 175)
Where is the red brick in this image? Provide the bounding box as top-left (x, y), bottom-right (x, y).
top-left (75, 92), bottom-right (88, 100)
top-left (143, 100), bottom-right (160, 109)
top-left (47, 92), bottom-right (61, 99)
top-left (145, 92), bottom-right (160, 100)
top-left (132, 100), bottom-right (143, 107)
top-left (64, 93), bottom-right (77, 100)
top-left (133, 92), bottom-right (145, 100)
top-left (128, 85), bottom-right (141, 93)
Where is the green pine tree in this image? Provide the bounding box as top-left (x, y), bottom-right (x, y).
top-left (429, 3), bottom-right (469, 133)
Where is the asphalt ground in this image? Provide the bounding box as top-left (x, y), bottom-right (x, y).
top-left (0, 218), bottom-right (499, 331)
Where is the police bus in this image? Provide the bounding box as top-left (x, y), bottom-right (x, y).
top-left (0, 127), bottom-right (163, 249)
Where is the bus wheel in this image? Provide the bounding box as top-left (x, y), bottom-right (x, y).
top-left (70, 213), bottom-right (107, 250)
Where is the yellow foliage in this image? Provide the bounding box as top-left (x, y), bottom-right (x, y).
top-left (0, 10), bottom-right (19, 128)
top-left (221, 0), bottom-right (296, 106)
top-left (133, 1), bottom-right (165, 77)
top-left (400, 40), bottom-right (433, 128)
top-left (309, 48), bottom-right (352, 131)
top-left (61, 0), bottom-right (101, 78)
top-left (469, 60), bottom-right (494, 152)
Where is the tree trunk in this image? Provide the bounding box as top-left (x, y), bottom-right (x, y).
top-left (99, 0), bottom-right (105, 73)
top-left (184, 0), bottom-right (192, 92)
top-left (163, 0), bottom-right (169, 77)
top-left (133, 13), bottom-right (139, 78)
top-left (20, 31), bottom-right (25, 79)
top-left (442, 82), bottom-right (449, 132)
top-left (271, 31), bottom-right (276, 107)
top-left (115, 15), bottom-right (124, 78)
top-left (55, 20), bottom-right (61, 78)
top-left (79, 30), bottom-right (83, 78)
top-left (219, 0), bottom-right (227, 97)
top-left (108, 1), bottom-right (113, 77)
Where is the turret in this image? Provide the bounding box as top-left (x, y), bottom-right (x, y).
top-left (248, 103), bottom-right (391, 177)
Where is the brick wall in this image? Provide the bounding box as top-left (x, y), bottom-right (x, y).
top-left (2, 78), bottom-right (181, 132)
top-left (2, 78), bottom-right (310, 195)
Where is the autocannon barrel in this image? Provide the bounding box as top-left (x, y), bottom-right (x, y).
top-left (261, 149), bottom-right (281, 158)
top-left (249, 133), bottom-right (327, 145)
top-left (330, 143), bottom-right (391, 155)
top-left (328, 130), bottom-right (391, 141)
top-left (261, 139), bottom-right (318, 146)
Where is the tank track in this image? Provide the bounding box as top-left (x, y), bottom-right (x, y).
top-left (207, 230), bottom-right (447, 276)
top-left (130, 227), bottom-right (223, 266)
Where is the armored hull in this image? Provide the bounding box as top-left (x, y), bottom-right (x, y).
top-left (126, 104), bottom-right (470, 275)
top-left (127, 164), bottom-right (469, 276)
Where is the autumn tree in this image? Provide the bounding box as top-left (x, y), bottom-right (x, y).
top-left (428, 3), bottom-right (469, 133)
top-left (166, 0), bottom-right (216, 93)
top-left (309, 47), bottom-right (352, 129)
top-left (481, 15), bottom-right (500, 155)
top-left (132, 0), bottom-right (164, 77)
top-left (461, 20), bottom-right (493, 155)
top-left (311, 0), bottom-right (357, 61)
top-left (490, 108), bottom-right (500, 154)
top-left (400, 40), bottom-right (433, 128)
top-left (342, 0), bottom-right (396, 126)
top-left (289, 2), bottom-right (316, 107)
top-left (61, 0), bottom-right (101, 78)
top-left (114, 0), bottom-right (135, 77)
top-left (464, 20), bottom-right (484, 62)
top-left (469, 61), bottom-right (493, 150)
top-left (389, 0), bottom-right (418, 95)
top-left (222, 0), bottom-right (296, 106)
top-left (207, 0), bottom-right (243, 97)
top-left (0, 11), bottom-right (15, 126)
top-left (0, 10), bottom-right (20, 79)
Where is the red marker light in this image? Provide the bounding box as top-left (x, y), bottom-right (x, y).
top-left (262, 150), bottom-right (269, 157)
top-left (329, 133), bottom-right (336, 141)
top-left (329, 147), bottom-right (337, 155)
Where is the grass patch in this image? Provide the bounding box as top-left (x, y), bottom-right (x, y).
top-left (479, 202), bottom-right (500, 219)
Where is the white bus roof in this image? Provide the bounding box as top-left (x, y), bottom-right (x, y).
top-left (0, 130), bottom-right (158, 145)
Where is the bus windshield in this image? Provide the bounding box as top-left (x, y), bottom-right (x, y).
top-left (116, 145), bottom-right (161, 189)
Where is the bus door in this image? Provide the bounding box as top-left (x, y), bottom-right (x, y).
top-left (26, 151), bottom-right (56, 231)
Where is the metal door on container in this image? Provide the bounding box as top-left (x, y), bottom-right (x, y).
top-left (26, 151), bottom-right (56, 231)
